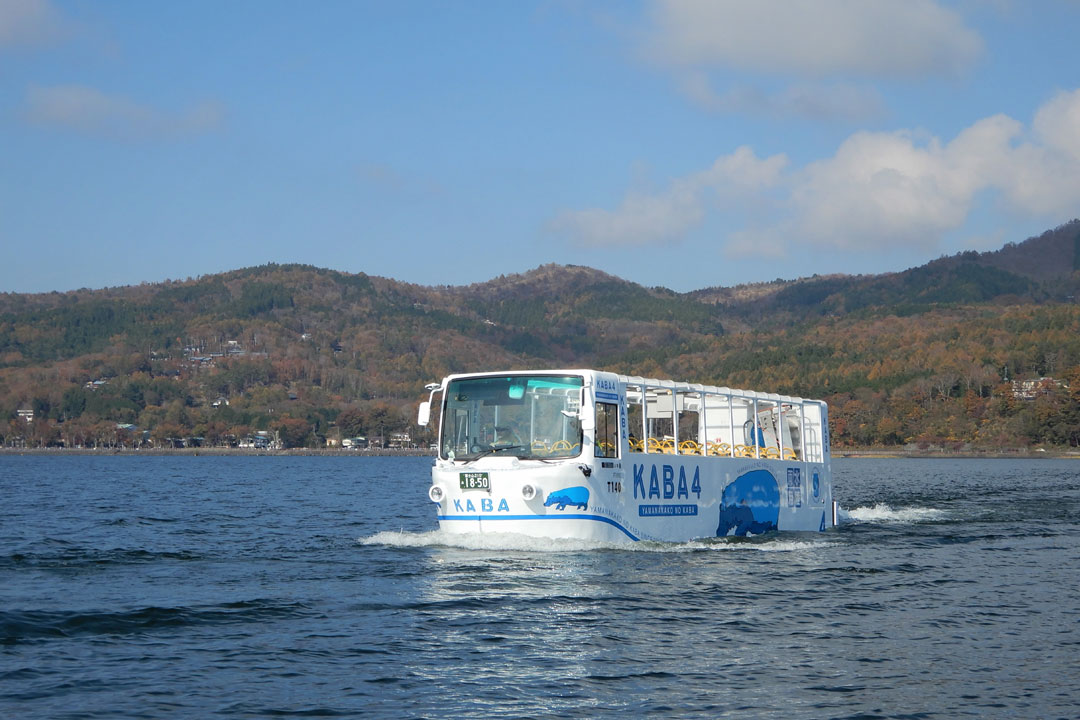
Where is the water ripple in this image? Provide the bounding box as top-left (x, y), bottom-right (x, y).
top-left (1, 455), bottom-right (1077, 720)
top-left (1, 599), bottom-right (312, 644)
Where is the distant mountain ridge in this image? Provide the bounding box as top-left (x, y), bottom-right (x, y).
top-left (2, 220), bottom-right (1079, 450)
top-left (691, 219), bottom-right (1080, 315)
top-left (3, 218), bottom-right (1078, 317)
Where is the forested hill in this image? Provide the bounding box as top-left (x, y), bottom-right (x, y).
top-left (2, 220), bottom-right (1080, 450)
top-left (691, 219), bottom-right (1080, 315)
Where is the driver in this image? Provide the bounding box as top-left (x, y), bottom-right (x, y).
top-left (494, 423), bottom-right (522, 446)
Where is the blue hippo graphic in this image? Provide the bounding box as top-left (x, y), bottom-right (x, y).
top-left (544, 486), bottom-right (590, 511)
top-left (716, 469), bottom-right (780, 537)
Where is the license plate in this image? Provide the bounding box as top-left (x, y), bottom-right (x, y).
top-left (459, 472), bottom-right (490, 490)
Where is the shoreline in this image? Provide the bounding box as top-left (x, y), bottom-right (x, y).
top-left (836, 448), bottom-right (1080, 459)
top-left (0, 447), bottom-right (435, 457)
top-left (3, 447), bottom-right (1078, 459)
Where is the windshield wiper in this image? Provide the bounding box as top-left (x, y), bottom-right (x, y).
top-left (469, 444), bottom-right (524, 461)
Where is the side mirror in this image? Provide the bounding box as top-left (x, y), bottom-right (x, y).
top-left (417, 400), bottom-right (431, 427)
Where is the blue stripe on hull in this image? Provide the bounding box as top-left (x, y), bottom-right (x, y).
top-left (437, 513), bottom-right (640, 542)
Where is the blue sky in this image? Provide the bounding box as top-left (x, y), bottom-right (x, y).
top-left (2, 0), bottom-right (1080, 294)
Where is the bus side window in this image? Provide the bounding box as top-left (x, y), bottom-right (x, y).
top-left (625, 384), bottom-right (644, 453)
top-left (647, 388), bottom-right (674, 453)
top-left (594, 402), bottom-right (619, 459)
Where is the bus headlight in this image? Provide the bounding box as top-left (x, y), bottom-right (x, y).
top-left (428, 485), bottom-right (445, 503)
top-left (521, 483), bottom-right (537, 501)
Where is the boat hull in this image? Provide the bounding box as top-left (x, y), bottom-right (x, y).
top-left (432, 453), bottom-right (833, 544)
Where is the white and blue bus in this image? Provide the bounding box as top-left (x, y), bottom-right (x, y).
top-left (418, 369), bottom-right (834, 543)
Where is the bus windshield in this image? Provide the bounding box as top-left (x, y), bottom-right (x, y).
top-left (440, 374), bottom-right (583, 461)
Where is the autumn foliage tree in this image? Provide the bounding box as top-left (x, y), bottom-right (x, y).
top-left (3, 235), bottom-right (1080, 450)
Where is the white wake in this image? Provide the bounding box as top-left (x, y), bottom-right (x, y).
top-left (838, 502), bottom-right (946, 524)
top-left (360, 529), bottom-right (829, 553)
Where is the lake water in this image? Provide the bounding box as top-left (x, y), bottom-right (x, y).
top-left (1, 455), bottom-right (1078, 719)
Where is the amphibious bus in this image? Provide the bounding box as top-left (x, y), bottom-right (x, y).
top-left (418, 369), bottom-right (834, 543)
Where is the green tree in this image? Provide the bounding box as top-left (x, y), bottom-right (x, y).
top-left (337, 406), bottom-right (365, 436)
top-left (61, 387), bottom-right (88, 420)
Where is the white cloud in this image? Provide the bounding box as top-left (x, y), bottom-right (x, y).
top-left (679, 73), bottom-right (886, 121)
top-left (24, 85), bottom-right (223, 139)
top-left (550, 146), bottom-right (786, 247)
top-left (794, 131), bottom-right (965, 249)
top-left (548, 185), bottom-right (704, 248)
top-left (553, 90), bottom-right (1080, 257)
top-left (641, 0), bottom-right (983, 120)
top-left (699, 145), bottom-right (789, 192)
top-left (647, 0), bottom-right (982, 78)
top-left (0, 0), bottom-right (65, 47)
top-left (1033, 87), bottom-right (1080, 161)
top-left (784, 91), bottom-right (1080, 251)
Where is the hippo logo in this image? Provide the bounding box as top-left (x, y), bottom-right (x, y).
top-left (716, 469), bottom-right (779, 537)
top-left (544, 486), bottom-right (590, 511)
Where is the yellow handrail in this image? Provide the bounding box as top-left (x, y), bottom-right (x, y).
top-left (707, 441), bottom-right (731, 457)
top-left (678, 440), bottom-right (702, 454)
